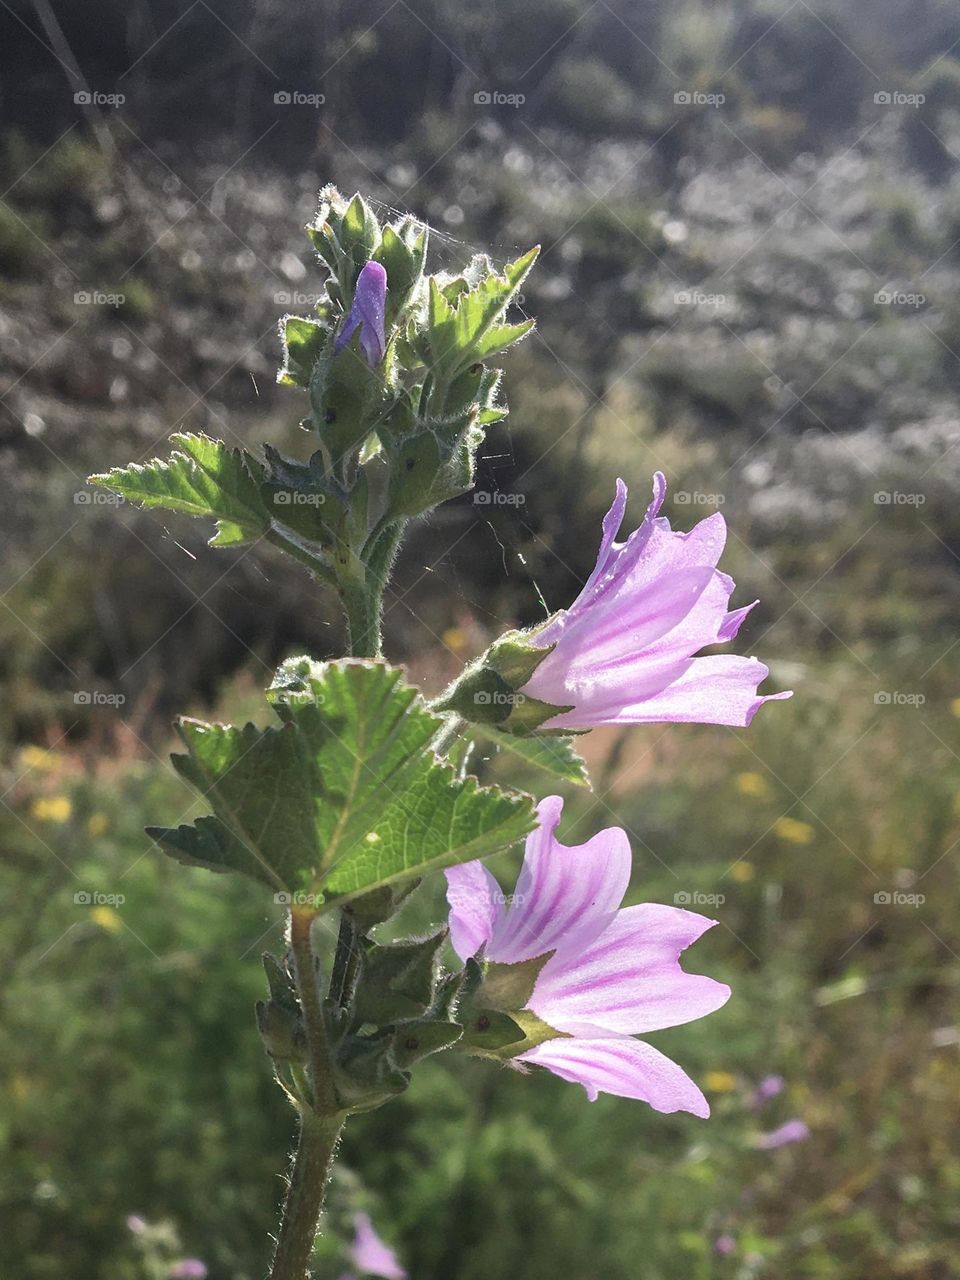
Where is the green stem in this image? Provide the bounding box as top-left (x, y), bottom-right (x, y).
top-left (269, 1113), bottom-right (343, 1280)
top-left (339, 577), bottom-right (383, 659)
top-left (268, 909), bottom-right (345, 1280)
top-left (340, 521), bottom-right (405, 659)
top-left (289, 908), bottom-right (339, 1116)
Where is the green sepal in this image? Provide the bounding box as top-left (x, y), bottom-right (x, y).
top-left (352, 930), bottom-right (448, 1025)
top-left (479, 951), bottom-right (555, 1012)
top-left (333, 1032), bottom-right (410, 1112)
top-left (388, 1019), bottom-right (462, 1068)
top-left (458, 1007), bottom-right (527, 1055)
top-left (374, 221), bottom-right (427, 326)
top-left (434, 630), bottom-right (573, 734)
top-left (255, 999), bottom-right (306, 1063)
top-left (278, 315), bottom-right (330, 388)
top-left (343, 879), bottom-right (422, 931)
top-left (309, 343), bottom-right (388, 465)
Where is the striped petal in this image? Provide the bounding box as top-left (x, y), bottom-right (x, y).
top-left (519, 1035), bottom-right (710, 1116)
top-left (530, 904), bottom-right (731, 1035)
top-left (486, 796), bottom-right (631, 964)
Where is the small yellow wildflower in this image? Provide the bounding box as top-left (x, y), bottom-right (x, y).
top-left (441, 626), bottom-right (469, 652)
top-left (730, 861), bottom-right (755, 883)
top-left (30, 795), bottom-right (72, 824)
top-left (90, 906), bottom-right (123, 934)
top-left (87, 813), bottom-right (109, 838)
top-left (773, 816), bottom-right (815, 845)
top-left (735, 771), bottom-right (770, 799)
top-left (950, 697), bottom-right (960, 719)
top-left (704, 1071), bottom-right (737, 1093)
top-left (20, 745), bottom-right (58, 773)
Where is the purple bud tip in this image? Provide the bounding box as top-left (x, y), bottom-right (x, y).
top-left (334, 261), bottom-right (388, 366)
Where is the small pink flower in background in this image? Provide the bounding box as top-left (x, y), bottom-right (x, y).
top-left (169, 1261), bottom-right (207, 1280)
top-left (335, 262), bottom-right (388, 366)
top-left (445, 795), bottom-right (731, 1116)
top-left (521, 472), bottom-right (791, 729)
top-left (755, 1118), bottom-right (809, 1149)
top-left (349, 1212), bottom-right (407, 1279)
top-left (126, 1214), bottom-right (147, 1235)
top-left (751, 1073), bottom-right (785, 1106)
top-left (714, 1234), bottom-right (737, 1256)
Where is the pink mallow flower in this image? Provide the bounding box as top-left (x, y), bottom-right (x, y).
top-left (349, 1212), bottom-right (407, 1279)
top-left (520, 472), bottom-right (791, 728)
top-left (445, 795), bottom-right (730, 1116)
top-left (755, 1118), bottom-right (809, 1150)
top-left (168, 1262), bottom-right (207, 1280)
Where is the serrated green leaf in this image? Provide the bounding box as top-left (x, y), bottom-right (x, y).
top-left (150, 658), bottom-right (535, 906)
top-left (426, 247), bottom-right (538, 381)
top-left (470, 318), bottom-right (535, 362)
top-left (472, 727), bottom-right (591, 788)
top-left (89, 433), bottom-right (270, 547)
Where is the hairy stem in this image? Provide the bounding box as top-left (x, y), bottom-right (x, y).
top-left (269, 1113), bottom-right (343, 1280)
top-left (268, 910), bottom-right (344, 1280)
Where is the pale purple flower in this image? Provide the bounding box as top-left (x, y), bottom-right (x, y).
top-left (334, 261), bottom-right (387, 366)
top-left (521, 472), bottom-right (791, 728)
top-left (445, 795), bottom-right (730, 1116)
top-left (751, 1073), bottom-right (785, 1107)
top-left (755, 1118), bottom-right (809, 1149)
top-left (169, 1261), bottom-right (207, 1280)
top-left (349, 1212), bottom-right (407, 1279)
top-left (126, 1214), bottom-right (147, 1235)
top-left (714, 1235), bottom-right (737, 1256)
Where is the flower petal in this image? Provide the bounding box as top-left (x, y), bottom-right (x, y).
top-left (519, 1035), bottom-right (710, 1115)
top-left (487, 796), bottom-right (631, 964)
top-left (554, 654), bottom-right (792, 728)
top-left (445, 860), bottom-right (505, 961)
top-left (521, 473), bottom-right (791, 731)
top-left (350, 1213), bottom-right (407, 1279)
top-left (530, 904), bottom-right (731, 1034)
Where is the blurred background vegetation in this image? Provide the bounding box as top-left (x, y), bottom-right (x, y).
top-left (2, 0), bottom-right (960, 1276)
